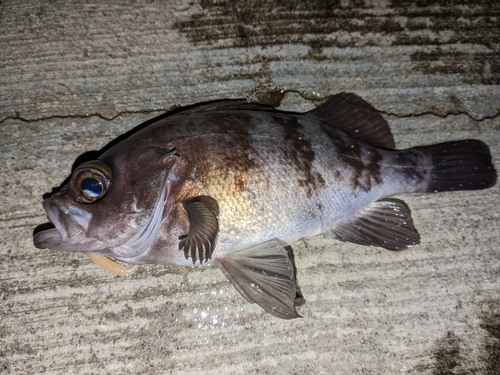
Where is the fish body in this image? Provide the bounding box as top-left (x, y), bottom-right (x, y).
top-left (34, 93), bottom-right (497, 318)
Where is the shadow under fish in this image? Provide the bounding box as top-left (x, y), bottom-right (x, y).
top-left (33, 93), bottom-right (497, 319)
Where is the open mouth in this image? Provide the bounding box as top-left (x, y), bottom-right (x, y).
top-left (33, 221), bottom-right (56, 236)
top-left (33, 201), bottom-right (66, 249)
top-left (33, 223), bottom-right (62, 249)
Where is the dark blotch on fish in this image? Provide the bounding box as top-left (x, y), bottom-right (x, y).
top-left (274, 114), bottom-right (325, 198)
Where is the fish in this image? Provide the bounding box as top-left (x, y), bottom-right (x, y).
top-left (33, 93), bottom-right (497, 319)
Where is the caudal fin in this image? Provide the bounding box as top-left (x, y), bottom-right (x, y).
top-left (417, 139), bottom-right (497, 193)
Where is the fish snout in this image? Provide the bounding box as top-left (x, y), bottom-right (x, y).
top-left (33, 198), bottom-right (68, 249)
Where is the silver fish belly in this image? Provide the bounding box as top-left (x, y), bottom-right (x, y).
top-left (34, 93), bottom-right (497, 319)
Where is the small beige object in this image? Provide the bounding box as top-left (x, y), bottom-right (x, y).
top-left (86, 254), bottom-right (139, 276)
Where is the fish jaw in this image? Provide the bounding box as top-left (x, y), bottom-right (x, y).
top-left (33, 196), bottom-right (107, 252)
top-left (33, 226), bottom-right (98, 252)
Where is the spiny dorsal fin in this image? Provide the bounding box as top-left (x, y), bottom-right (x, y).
top-left (179, 196), bottom-right (219, 264)
top-left (174, 99), bottom-right (274, 116)
top-left (214, 241), bottom-right (300, 319)
top-left (329, 198), bottom-right (420, 251)
top-left (307, 92), bottom-right (395, 149)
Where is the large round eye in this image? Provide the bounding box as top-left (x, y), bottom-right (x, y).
top-left (71, 160), bottom-right (112, 203)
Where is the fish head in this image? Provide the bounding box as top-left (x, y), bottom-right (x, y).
top-left (34, 144), bottom-right (178, 259)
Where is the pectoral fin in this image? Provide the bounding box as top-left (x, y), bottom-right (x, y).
top-left (179, 196), bottom-right (219, 264)
top-left (329, 198), bottom-right (420, 251)
top-left (214, 241), bottom-right (300, 319)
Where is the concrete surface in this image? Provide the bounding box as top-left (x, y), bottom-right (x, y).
top-left (1, 1), bottom-right (499, 374)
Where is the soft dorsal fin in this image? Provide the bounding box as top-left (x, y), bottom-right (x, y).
top-left (214, 241), bottom-right (300, 319)
top-left (179, 196), bottom-right (220, 264)
top-left (307, 92), bottom-right (395, 149)
top-left (328, 198), bottom-right (420, 251)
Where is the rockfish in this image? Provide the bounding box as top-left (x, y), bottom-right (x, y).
top-left (33, 93), bottom-right (497, 318)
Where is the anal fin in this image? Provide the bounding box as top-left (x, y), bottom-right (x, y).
top-left (214, 241), bottom-right (300, 319)
top-left (329, 198), bottom-right (420, 251)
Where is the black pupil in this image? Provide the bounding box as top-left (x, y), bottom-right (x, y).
top-left (81, 178), bottom-right (103, 198)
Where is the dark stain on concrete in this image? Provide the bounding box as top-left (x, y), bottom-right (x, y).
top-left (399, 3), bottom-right (499, 85)
top-left (479, 302), bottom-right (500, 375)
top-left (173, 0), bottom-right (406, 49)
top-left (421, 300), bottom-right (500, 375)
top-left (173, 1), bottom-right (499, 85)
top-left (410, 49), bottom-right (499, 85)
top-left (432, 331), bottom-right (462, 375)
top-left (174, 2), bottom-right (497, 45)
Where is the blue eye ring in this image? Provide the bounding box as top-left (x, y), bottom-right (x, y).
top-left (71, 160), bottom-right (112, 203)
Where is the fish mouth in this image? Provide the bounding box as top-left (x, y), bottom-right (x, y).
top-left (33, 224), bottom-right (62, 249)
top-left (33, 200), bottom-right (68, 249)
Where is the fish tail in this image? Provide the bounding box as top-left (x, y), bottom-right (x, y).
top-left (417, 139), bottom-right (497, 193)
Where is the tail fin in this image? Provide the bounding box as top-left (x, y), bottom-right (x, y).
top-left (416, 140), bottom-right (497, 193)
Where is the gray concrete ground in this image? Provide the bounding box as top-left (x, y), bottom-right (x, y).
top-left (1, 1), bottom-right (499, 374)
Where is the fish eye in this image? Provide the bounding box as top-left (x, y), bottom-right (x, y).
top-left (71, 160), bottom-right (112, 203)
top-left (81, 177), bottom-right (103, 197)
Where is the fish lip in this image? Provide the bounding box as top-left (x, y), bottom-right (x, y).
top-left (33, 199), bottom-right (68, 249)
top-left (44, 199), bottom-right (68, 239)
top-left (33, 227), bottom-right (62, 249)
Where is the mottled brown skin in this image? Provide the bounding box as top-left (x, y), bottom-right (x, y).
top-left (273, 115), bottom-right (326, 198)
top-left (93, 109), bottom-right (428, 265)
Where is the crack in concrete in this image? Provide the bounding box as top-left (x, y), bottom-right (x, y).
top-left (1, 90), bottom-right (499, 124)
top-left (379, 110), bottom-right (500, 122)
top-left (0, 109), bottom-right (168, 124)
top-left (288, 89), bottom-right (500, 122)
top-left (2, 108), bottom-right (498, 124)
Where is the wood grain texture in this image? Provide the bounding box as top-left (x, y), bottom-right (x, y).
top-left (1, 1), bottom-right (499, 374)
